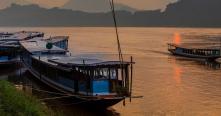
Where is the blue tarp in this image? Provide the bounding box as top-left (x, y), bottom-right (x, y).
top-left (92, 80), bottom-right (110, 95)
top-left (0, 56), bottom-right (9, 62)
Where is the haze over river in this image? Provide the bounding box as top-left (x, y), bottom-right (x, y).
top-left (1, 27), bottom-right (221, 116)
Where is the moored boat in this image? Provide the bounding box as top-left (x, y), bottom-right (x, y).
top-left (20, 39), bottom-right (134, 108)
top-left (0, 31), bottom-right (44, 64)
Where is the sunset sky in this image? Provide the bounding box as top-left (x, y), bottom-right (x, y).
top-left (0, 0), bottom-right (177, 10)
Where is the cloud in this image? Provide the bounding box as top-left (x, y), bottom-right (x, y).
top-left (116, 0), bottom-right (178, 10)
top-left (0, 0), bottom-right (68, 9)
top-left (0, 0), bottom-right (29, 9)
top-left (24, 0), bottom-right (68, 8)
top-left (0, 0), bottom-right (15, 9)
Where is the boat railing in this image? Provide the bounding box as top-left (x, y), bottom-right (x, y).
top-left (182, 49), bottom-right (220, 56)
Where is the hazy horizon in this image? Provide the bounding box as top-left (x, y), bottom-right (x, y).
top-left (0, 0), bottom-right (220, 27)
top-left (0, 0), bottom-right (177, 11)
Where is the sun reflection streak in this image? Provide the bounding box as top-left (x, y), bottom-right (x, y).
top-left (174, 65), bottom-right (182, 84)
top-left (173, 33), bottom-right (181, 45)
top-left (172, 59), bottom-right (183, 85)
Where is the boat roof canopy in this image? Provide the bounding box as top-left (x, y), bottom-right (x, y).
top-left (48, 57), bottom-right (134, 67)
top-left (0, 31), bottom-right (44, 41)
top-left (20, 40), bottom-right (67, 54)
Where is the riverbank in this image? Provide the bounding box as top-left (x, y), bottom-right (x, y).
top-left (0, 80), bottom-right (58, 116)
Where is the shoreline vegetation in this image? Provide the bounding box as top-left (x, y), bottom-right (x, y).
top-left (0, 80), bottom-right (59, 116)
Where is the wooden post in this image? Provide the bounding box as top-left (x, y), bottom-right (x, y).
top-left (220, 37), bottom-right (221, 56)
top-left (83, 60), bottom-right (85, 74)
top-left (108, 68), bottom-right (111, 80)
top-left (130, 56), bottom-right (133, 102)
top-left (19, 56), bottom-right (22, 78)
top-left (125, 65), bottom-right (129, 94)
top-left (83, 60), bottom-right (90, 96)
top-left (120, 63), bottom-right (125, 87)
top-left (116, 68), bottom-right (118, 80)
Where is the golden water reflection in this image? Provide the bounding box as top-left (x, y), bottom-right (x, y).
top-left (1, 27), bottom-right (221, 115)
top-left (172, 59), bottom-right (183, 85)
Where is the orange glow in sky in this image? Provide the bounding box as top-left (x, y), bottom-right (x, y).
top-left (173, 33), bottom-right (181, 45)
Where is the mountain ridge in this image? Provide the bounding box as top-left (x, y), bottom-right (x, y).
top-left (0, 0), bottom-right (221, 27)
top-left (62, 0), bottom-right (137, 13)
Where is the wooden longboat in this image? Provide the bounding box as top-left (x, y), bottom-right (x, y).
top-left (168, 43), bottom-right (221, 60)
top-left (20, 40), bottom-right (134, 108)
top-left (0, 31), bottom-right (44, 64)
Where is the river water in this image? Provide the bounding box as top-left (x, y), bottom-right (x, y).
top-left (0, 27), bottom-right (221, 116)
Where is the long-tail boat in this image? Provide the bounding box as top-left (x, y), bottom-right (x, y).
top-left (168, 43), bottom-right (221, 60)
top-left (20, 39), bottom-right (134, 108)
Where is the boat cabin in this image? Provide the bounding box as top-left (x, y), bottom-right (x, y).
top-left (47, 57), bottom-right (133, 96)
top-left (45, 36), bottom-right (69, 50)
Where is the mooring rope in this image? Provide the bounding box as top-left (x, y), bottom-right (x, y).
top-left (18, 84), bottom-right (143, 107)
top-left (48, 100), bottom-right (91, 107)
top-left (20, 85), bottom-right (96, 101)
top-left (39, 95), bottom-right (76, 101)
top-left (21, 84), bottom-right (68, 96)
top-left (32, 88), bottom-right (68, 96)
top-left (23, 85), bottom-right (93, 106)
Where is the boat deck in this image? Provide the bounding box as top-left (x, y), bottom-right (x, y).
top-left (20, 40), bottom-right (67, 54)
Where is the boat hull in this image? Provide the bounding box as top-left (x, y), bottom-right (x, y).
top-left (78, 97), bottom-right (123, 108)
top-left (24, 62), bottom-right (124, 109)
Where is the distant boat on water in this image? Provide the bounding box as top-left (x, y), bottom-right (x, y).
top-left (168, 43), bottom-right (221, 61)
